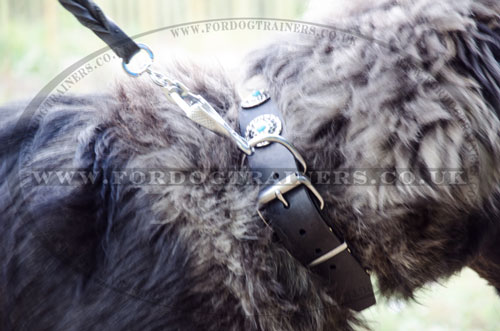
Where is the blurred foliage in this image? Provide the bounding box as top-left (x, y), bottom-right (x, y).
top-left (1, 1), bottom-right (500, 330)
top-left (0, 0), bottom-right (306, 102)
top-left (362, 269), bottom-right (500, 331)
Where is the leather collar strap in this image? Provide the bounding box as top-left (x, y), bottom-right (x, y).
top-left (239, 92), bottom-right (376, 311)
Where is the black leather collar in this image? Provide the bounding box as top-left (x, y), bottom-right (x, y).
top-left (239, 91), bottom-right (376, 311)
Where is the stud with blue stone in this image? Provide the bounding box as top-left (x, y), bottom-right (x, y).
top-left (245, 114), bottom-right (282, 147)
top-left (241, 90), bottom-right (271, 109)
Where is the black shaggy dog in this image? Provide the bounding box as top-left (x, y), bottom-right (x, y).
top-left (1, 0), bottom-right (500, 330)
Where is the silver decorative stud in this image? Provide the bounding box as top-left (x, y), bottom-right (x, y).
top-left (241, 90), bottom-right (270, 109)
top-left (245, 114), bottom-right (282, 147)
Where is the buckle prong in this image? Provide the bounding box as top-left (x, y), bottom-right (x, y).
top-left (308, 242), bottom-right (348, 267)
top-left (258, 173), bottom-right (324, 210)
top-left (274, 190), bottom-right (289, 208)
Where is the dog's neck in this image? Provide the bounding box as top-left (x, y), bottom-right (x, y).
top-left (237, 88), bottom-right (376, 311)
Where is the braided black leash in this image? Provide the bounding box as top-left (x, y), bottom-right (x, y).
top-left (58, 0), bottom-right (252, 153)
top-left (58, 0), bottom-right (140, 63)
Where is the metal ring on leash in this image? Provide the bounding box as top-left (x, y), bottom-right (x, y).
top-left (122, 43), bottom-right (154, 77)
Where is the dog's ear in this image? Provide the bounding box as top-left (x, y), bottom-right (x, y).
top-left (454, 22), bottom-right (500, 112)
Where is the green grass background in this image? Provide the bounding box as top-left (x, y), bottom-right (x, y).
top-left (1, 1), bottom-right (499, 330)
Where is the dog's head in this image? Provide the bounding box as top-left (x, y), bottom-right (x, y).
top-left (247, 0), bottom-right (500, 297)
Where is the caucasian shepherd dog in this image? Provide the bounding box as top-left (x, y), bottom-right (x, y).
top-left (1, 0), bottom-right (499, 330)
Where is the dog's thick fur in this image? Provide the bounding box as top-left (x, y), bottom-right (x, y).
top-left (1, 0), bottom-right (500, 330)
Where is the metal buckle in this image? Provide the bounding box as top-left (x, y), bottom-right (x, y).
top-left (257, 170), bottom-right (348, 268)
top-left (258, 172), bottom-right (324, 210)
top-left (250, 134), bottom-right (349, 268)
top-left (253, 134), bottom-right (323, 216)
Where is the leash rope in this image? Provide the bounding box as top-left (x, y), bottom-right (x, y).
top-left (59, 0), bottom-right (252, 155)
top-left (58, 0), bottom-right (140, 63)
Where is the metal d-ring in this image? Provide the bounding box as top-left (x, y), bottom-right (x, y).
top-left (122, 43), bottom-right (154, 77)
top-left (248, 134), bottom-right (307, 173)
